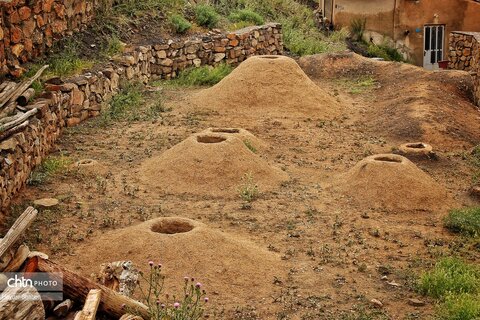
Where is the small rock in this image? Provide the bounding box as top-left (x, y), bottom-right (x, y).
top-left (33, 198), bottom-right (59, 208)
top-left (408, 298), bottom-right (425, 306)
top-left (387, 280), bottom-right (402, 287)
top-left (370, 298), bottom-right (383, 308)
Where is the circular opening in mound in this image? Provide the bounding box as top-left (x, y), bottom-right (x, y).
top-left (373, 156), bottom-right (402, 163)
top-left (211, 128), bottom-right (240, 134)
top-left (405, 143), bottom-right (426, 149)
top-left (77, 159), bottom-right (95, 166)
top-left (196, 135), bottom-right (227, 144)
top-left (151, 220), bottom-right (194, 234)
top-left (260, 56), bottom-right (280, 60)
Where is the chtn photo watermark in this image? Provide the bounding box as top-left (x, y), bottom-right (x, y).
top-left (0, 272), bottom-right (63, 301)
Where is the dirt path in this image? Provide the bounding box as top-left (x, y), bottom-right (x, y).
top-left (6, 53), bottom-right (480, 319)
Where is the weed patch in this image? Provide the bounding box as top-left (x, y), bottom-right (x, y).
top-left (238, 173), bottom-right (259, 203)
top-left (170, 64), bottom-right (233, 86)
top-left (195, 5), bottom-right (220, 29)
top-left (444, 207), bottom-right (480, 237)
top-left (170, 14), bottom-right (192, 33)
top-left (229, 9), bottom-right (264, 25)
top-left (28, 154), bottom-right (72, 186)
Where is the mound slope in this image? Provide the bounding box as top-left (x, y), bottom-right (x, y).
top-left (191, 55), bottom-right (342, 116)
top-left (58, 217), bottom-right (284, 310)
top-left (138, 132), bottom-right (288, 197)
top-left (299, 52), bottom-right (480, 150)
top-left (336, 154), bottom-right (452, 211)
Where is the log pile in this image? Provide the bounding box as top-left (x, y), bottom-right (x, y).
top-left (0, 66), bottom-right (48, 144)
top-left (0, 207), bottom-right (149, 320)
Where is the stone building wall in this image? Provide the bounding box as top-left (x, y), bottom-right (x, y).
top-left (0, 0), bottom-right (97, 77)
top-left (448, 31), bottom-right (480, 107)
top-left (0, 23), bottom-right (283, 210)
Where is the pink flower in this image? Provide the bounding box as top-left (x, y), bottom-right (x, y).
top-left (204, 297), bottom-right (209, 303)
top-left (174, 302), bottom-right (180, 309)
top-left (195, 282), bottom-right (202, 288)
top-left (148, 260), bottom-right (154, 267)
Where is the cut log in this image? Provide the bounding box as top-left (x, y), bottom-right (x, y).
top-left (53, 299), bottom-right (73, 317)
top-left (0, 285), bottom-right (45, 320)
top-left (74, 289), bottom-right (102, 320)
top-left (0, 108), bottom-right (37, 133)
top-left (36, 258), bottom-right (149, 319)
top-left (0, 207), bottom-right (37, 266)
top-left (3, 244), bottom-right (30, 272)
top-left (0, 81), bottom-right (15, 92)
top-left (0, 82), bottom-right (17, 102)
top-left (119, 314), bottom-right (144, 320)
top-left (0, 112), bottom-right (22, 125)
top-left (0, 120), bottom-right (29, 142)
top-left (0, 65), bottom-right (48, 110)
top-left (16, 88), bottom-right (36, 106)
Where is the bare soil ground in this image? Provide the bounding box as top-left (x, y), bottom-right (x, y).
top-left (5, 52), bottom-right (480, 319)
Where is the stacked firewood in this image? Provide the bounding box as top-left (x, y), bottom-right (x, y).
top-left (0, 207), bottom-right (149, 320)
top-left (0, 66), bottom-right (48, 142)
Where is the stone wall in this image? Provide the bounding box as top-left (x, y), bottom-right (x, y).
top-left (448, 31), bottom-right (480, 107)
top-left (0, 0), bottom-right (97, 77)
top-left (0, 23), bottom-right (283, 210)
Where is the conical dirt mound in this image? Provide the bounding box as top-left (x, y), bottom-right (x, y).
top-left (336, 154), bottom-right (452, 211)
top-left (58, 217), bottom-right (284, 311)
top-left (191, 55), bottom-right (341, 116)
top-left (138, 132), bottom-right (288, 197)
top-left (199, 127), bottom-right (267, 152)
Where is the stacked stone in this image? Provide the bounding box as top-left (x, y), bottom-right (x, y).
top-left (149, 23), bottom-right (283, 79)
top-left (448, 31), bottom-right (480, 107)
top-left (0, 91), bottom-right (69, 207)
top-left (0, 0), bottom-right (96, 77)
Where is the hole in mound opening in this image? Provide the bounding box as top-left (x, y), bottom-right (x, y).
top-left (406, 143), bottom-right (426, 149)
top-left (151, 220), bottom-right (194, 234)
top-left (197, 135), bottom-right (227, 144)
top-left (77, 159), bottom-right (95, 166)
top-left (373, 156), bottom-right (402, 163)
top-left (211, 128), bottom-right (240, 134)
top-left (260, 56), bottom-right (280, 59)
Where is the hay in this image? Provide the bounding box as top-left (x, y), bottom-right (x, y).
top-left (138, 132), bottom-right (288, 197)
top-left (191, 55), bottom-right (342, 116)
top-left (336, 154), bottom-right (452, 211)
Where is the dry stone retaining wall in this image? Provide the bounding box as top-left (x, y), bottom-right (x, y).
top-left (0, 23), bottom-right (283, 210)
top-left (0, 0), bottom-right (97, 77)
top-left (448, 31), bottom-right (480, 106)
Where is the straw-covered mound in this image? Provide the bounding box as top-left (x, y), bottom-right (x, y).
top-left (58, 217), bottom-right (284, 310)
top-left (138, 132), bottom-right (288, 197)
top-left (336, 154), bottom-right (451, 211)
top-left (191, 55), bottom-right (341, 116)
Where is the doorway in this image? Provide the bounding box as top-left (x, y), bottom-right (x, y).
top-left (424, 25), bottom-right (445, 70)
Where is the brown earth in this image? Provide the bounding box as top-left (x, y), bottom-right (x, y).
top-left (333, 153), bottom-right (453, 212)
top-left (191, 55), bottom-right (343, 117)
top-left (4, 52), bottom-right (480, 319)
top-left (59, 217), bottom-right (285, 312)
top-left (299, 52), bottom-right (480, 151)
top-left (137, 131), bottom-right (288, 197)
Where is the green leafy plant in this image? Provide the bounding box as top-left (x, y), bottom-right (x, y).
top-left (417, 257), bottom-right (480, 299)
top-left (170, 14), bottom-right (192, 33)
top-left (367, 43), bottom-right (405, 62)
top-left (171, 64), bottom-right (232, 86)
top-left (350, 18), bottom-right (366, 42)
top-left (444, 207), bottom-right (480, 237)
top-left (195, 5), bottom-right (219, 28)
top-left (28, 154), bottom-right (72, 185)
top-left (243, 140), bottom-right (257, 153)
top-left (229, 9), bottom-right (264, 25)
top-left (103, 35), bottom-right (125, 57)
top-left (128, 261), bottom-right (208, 320)
top-left (104, 82), bottom-right (144, 121)
top-left (437, 293), bottom-right (480, 320)
top-left (238, 173), bottom-right (259, 203)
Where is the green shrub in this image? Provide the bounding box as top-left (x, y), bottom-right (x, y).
top-left (103, 35), bottom-right (124, 57)
top-left (229, 9), bottom-right (264, 25)
top-left (195, 5), bottom-right (219, 28)
top-left (418, 257), bottom-right (480, 299)
top-left (105, 82), bottom-right (144, 120)
top-left (437, 293), bottom-right (480, 320)
top-left (172, 64), bottom-right (232, 86)
top-left (367, 44), bottom-right (404, 62)
top-left (444, 207), bottom-right (480, 237)
top-left (170, 14), bottom-right (192, 33)
top-left (350, 18), bottom-right (366, 42)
